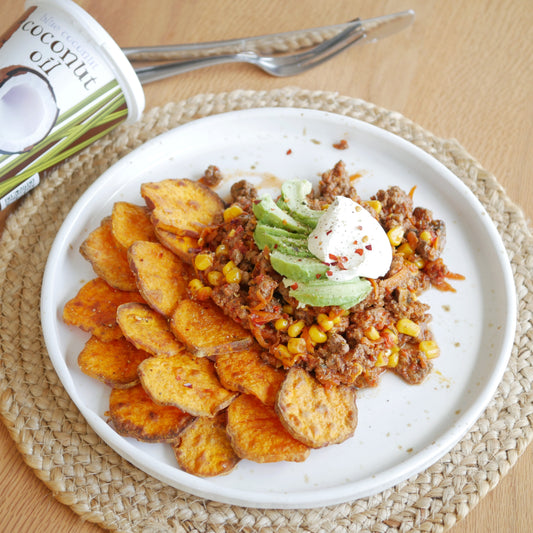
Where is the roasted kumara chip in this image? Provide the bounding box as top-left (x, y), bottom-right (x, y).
top-left (226, 394), bottom-right (310, 463)
top-left (111, 201), bottom-right (157, 249)
top-left (78, 335), bottom-right (151, 388)
top-left (170, 299), bottom-right (253, 357)
top-left (276, 367), bottom-right (358, 448)
top-left (154, 226), bottom-right (200, 265)
top-left (117, 302), bottom-right (184, 357)
top-left (128, 240), bottom-right (190, 316)
top-left (173, 412), bottom-right (240, 477)
top-left (141, 178), bottom-right (224, 237)
top-left (138, 352), bottom-right (238, 417)
top-left (215, 347), bottom-right (286, 406)
top-left (80, 217), bottom-right (137, 291)
top-left (63, 278), bottom-right (145, 341)
top-left (108, 384), bottom-right (193, 442)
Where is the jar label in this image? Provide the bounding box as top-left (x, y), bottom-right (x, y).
top-left (0, 6), bottom-right (129, 205)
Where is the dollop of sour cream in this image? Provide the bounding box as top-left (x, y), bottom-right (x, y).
top-left (308, 196), bottom-right (392, 281)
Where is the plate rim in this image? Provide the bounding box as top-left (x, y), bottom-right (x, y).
top-left (40, 107), bottom-right (517, 509)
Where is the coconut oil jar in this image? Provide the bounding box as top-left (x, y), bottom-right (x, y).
top-left (0, 0), bottom-right (144, 208)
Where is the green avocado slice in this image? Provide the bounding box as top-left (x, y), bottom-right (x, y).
top-left (253, 223), bottom-right (313, 258)
top-left (269, 250), bottom-right (329, 282)
top-left (277, 179), bottom-right (323, 228)
top-left (252, 195), bottom-right (309, 234)
top-left (288, 277), bottom-right (372, 309)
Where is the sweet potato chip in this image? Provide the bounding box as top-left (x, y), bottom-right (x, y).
top-left (154, 227), bottom-right (200, 265)
top-left (215, 347), bottom-right (286, 406)
top-left (117, 302), bottom-right (184, 357)
top-left (141, 178), bottom-right (224, 237)
top-left (111, 201), bottom-right (157, 249)
top-left (226, 394), bottom-right (310, 463)
top-left (78, 335), bottom-right (151, 388)
top-left (170, 299), bottom-right (253, 357)
top-left (276, 367), bottom-right (358, 448)
top-left (108, 384), bottom-right (193, 442)
top-left (128, 240), bottom-right (190, 316)
top-left (63, 278), bottom-right (144, 341)
top-left (138, 352), bottom-right (238, 417)
top-left (80, 217), bottom-right (137, 291)
top-left (173, 412), bottom-right (239, 477)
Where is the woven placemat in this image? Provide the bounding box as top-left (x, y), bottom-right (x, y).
top-left (0, 88), bottom-right (531, 533)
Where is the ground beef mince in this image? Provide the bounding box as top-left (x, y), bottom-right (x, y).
top-left (199, 164), bottom-right (223, 188)
top-left (193, 161), bottom-right (463, 389)
top-left (308, 160), bottom-right (360, 209)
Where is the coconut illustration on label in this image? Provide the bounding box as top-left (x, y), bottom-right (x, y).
top-left (0, 64), bottom-right (58, 154)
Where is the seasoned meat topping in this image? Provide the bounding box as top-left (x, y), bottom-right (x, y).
top-left (193, 161), bottom-right (463, 388)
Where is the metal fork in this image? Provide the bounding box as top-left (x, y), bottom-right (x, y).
top-left (125, 11), bottom-right (414, 84)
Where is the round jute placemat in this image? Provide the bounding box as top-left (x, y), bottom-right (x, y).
top-left (0, 88), bottom-right (532, 533)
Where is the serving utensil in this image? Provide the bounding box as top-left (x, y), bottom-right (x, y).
top-left (124, 10), bottom-right (414, 84)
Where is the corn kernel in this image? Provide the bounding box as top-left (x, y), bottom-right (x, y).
top-left (396, 318), bottom-right (421, 337)
top-left (207, 270), bottom-right (224, 286)
top-left (316, 313), bottom-right (334, 332)
top-left (414, 257), bottom-right (426, 269)
top-left (419, 340), bottom-right (440, 359)
top-left (308, 325), bottom-right (327, 343)
top-left (351, 363), bottom-right (364, 380)
top-left (397, 242), bottom-right (414, 257)
top-left (375, 350), bottom-right (389, 367)
top-left (196, 286), bottom-right (212, 300)
top-left (188, 278), bottom-right (204, 293)
top-left (223, 204), bottom-right (244, 222)
top-left (194, 253), bottom-right (213, 271)
top-left (224, 267), bottom-right (242, 284)
top-left (287, 320), bottom-right (305, 338)
top-left (274, 344), bottom-right (300, 367)
top-left (274, 318), bottom-right (289, 331)
top-left (382, 327), bottom-right (398, 344)
top-left (387, 226), bottom-right (405, 247)
top-left (366, 200), bottom-right (382, 214)
top-left (228, 229), bottom-right (236, 238)
top-left (419, 230), bottom-right (432, 243)
top-left (387, 346), bottom-right (400, 368)
top-left (287, 337), bottom-right (307, 354)
top-left (222, 261), bottom-right (236, 275)
top-left (215, 244), bottom-right (228, 256)
top-left (365, 326), bottom-right (380, 341)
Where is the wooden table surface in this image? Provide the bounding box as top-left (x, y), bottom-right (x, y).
top-left (0, 1), bottom-right (531, 531)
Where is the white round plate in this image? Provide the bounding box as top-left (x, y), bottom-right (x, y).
top-left (41, 108), bottom-right (516, 509)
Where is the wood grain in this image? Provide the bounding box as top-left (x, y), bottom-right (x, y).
top-left (0, 1), bottom-right (531, 532)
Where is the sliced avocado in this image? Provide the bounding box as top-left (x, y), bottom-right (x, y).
top-left (289, 277), bottom-right (372, 309)
top-left (254, 223), bottom-right (313, 258)
top-left (269, 250), bottom-right (329, 282)
top-left (277, 179), bottom-right (323, 228)
top-left (252, 195), bottom-right (309, 234)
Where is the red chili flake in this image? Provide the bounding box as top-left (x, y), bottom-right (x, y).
top-left (365, 244), bottom-right (373, 250)
top-left (291, 282), bottom-right (299, 290)
top-left (326, 270), bottom-right (333, 276)
top-left (274, 244), bottom-right (278, 248)
top-left (357, 225), bottom-right (363, 230)
top-left (353, 239), bottom-right (358, 245)
top-left (355, 248), bottom-right (364, 256)
top-left (316, 273), bottom-right (322, 279)
top-left (286, 148), bottom-right (293, 155)
top-left (328, 253), bottom-right (338, 261)
top-left (253, 199), bottom-right (260, 205)
top-left (326, 230), bottom-right (332, 235)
